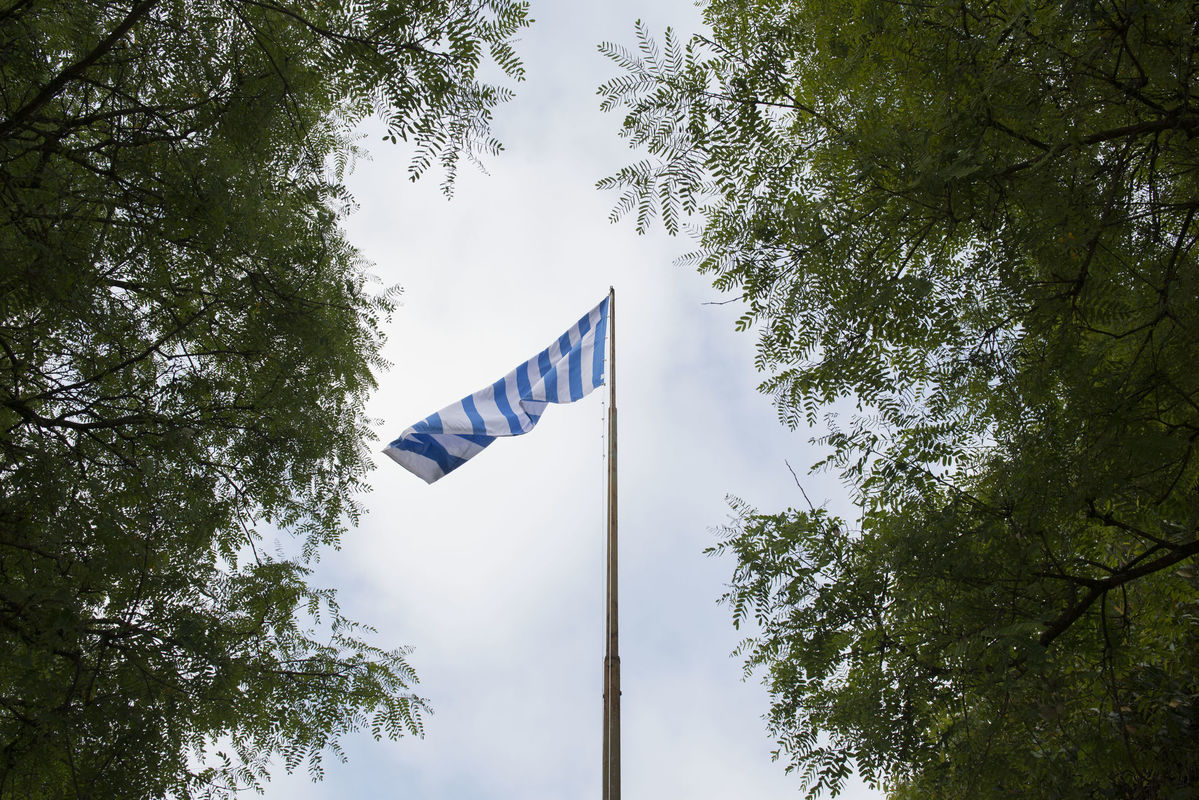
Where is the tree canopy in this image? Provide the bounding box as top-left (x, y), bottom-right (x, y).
top-left (1, 1), bottom-right (527, 796)
top-left (601, 0), bottom-right (1199, 797)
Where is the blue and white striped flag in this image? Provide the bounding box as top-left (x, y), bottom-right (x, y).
top-left (385, 297), bottom-right (610, 483)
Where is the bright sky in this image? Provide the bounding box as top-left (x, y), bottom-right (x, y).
top-left (265, 3), bottom-right (882, 799)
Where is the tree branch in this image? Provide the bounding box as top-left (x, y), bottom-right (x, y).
top-left (1039, 537), bottom-right (1199, 648)
top-left (0, 0), bottom-right (161, 139)
top-left (998, 111), bottom-right (1199, 179)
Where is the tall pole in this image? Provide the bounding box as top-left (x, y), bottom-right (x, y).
top-left (602, 287), bottom-right (620, 800)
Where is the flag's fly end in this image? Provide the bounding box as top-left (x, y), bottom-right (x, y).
top-left (384, 296), bottom-right (610, 483)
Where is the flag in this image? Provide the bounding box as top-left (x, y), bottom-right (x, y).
top-left (385, 296), bottom-right (610, 483)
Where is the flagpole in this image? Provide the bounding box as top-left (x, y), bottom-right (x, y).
top-left (602, 286), bottom-right (620, 800)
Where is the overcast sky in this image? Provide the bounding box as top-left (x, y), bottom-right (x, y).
top-left (265, 3), bottom-right (882, 799)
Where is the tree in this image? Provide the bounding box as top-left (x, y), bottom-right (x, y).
top-left (0, 1), bottom-right (528, 796)
top-left (600, 1), bottom-right (1199, 797)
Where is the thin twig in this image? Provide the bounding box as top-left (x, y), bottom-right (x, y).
top-left (785, 459), bottom-right (817, 512)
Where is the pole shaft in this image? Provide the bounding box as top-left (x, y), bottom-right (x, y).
top-left (602, 287), bottom-right (620, 800)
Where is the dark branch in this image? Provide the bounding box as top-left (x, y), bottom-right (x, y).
top-left (1039, 537), bottom-right (1199, 648)
top-left (0, 0), bottom-right (161, 139)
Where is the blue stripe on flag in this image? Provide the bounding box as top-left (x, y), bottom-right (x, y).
top-left (393, 433), bottom-right (468, 476)
top-left (569, 313), bottom-right (591, 401)
top-left (516, 360), bottom-right (532, 399)
top-left (492, 377), bottom-right (522, 435)
top-left (539, 346), bottom-right (558, 401)
top-left (459, 433), bottom-right (495, 447)
top-left (556, 332), bottom-right (573, 402)
top-left (412, 412), bottom-right (442, 434)
top-left (462, 395), bottom-right (486, 436)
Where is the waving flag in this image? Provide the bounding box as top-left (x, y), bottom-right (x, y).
top-left (385, 297), bottom-right (610, 483)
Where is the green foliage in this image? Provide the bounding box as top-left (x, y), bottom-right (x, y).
top-left (1, 1), bottom-right (528, 797)
top-left (603, 1), bottom-right (1199, 797)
